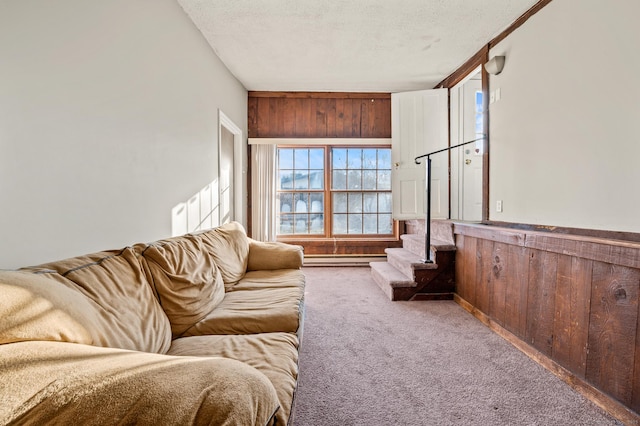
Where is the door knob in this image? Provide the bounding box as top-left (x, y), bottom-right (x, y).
top-left (465, 159), bottom-right (472, 165)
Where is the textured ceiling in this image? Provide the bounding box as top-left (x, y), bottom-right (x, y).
top-left (177, 0), bottom-right (540, 92)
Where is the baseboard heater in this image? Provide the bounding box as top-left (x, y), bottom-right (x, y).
top-left (303, 254), bottom-right (386, 267)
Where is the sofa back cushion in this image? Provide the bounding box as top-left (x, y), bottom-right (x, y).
top-left (141, 234), bottom-right (225, 337)
top-left (0, 271), bottom-right (104, 345)
top-left (198, 221), bottom-right (249, 289)
top-left (25, 247), bottom-right (172, 354)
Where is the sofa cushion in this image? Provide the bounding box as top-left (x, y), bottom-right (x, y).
top-left (0, 341), bottom-right (279, 426)
top-left (198, 221), bottom-right (249, 289)
top-left (141, 234), bottom-right (225, 337)
top-left (232, 269), bottom-right (305, 291)
top-left (182, 286), bottom-right (304, 336)
top-left (23, 247), bottom-right (172, 354)
top-left (0, 271), bottom-right (103, 346)
top-left (168, 332), bottom-right (299, 426)
top-left (247, 239), bottom-right (304, 271)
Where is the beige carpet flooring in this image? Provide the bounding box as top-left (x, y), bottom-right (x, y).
top-left (289, 266), bottom-right (623, 426)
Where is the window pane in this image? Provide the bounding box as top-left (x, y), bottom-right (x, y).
top-left (347, 148), bottom-right (362, 168)
top-left (310, 214), bottom-right (324, 234)
top-left (332, 170), bottom-right (346, 189)
top-left (294, 193), bottom-right (308, 213)
top-left (378, 149), bottom-right (391, 168)
top-left (295, 149), bottom-right (309, 168)
top-left (362, 170), bottom-right (377, 190)
top-left (379, 214), bottom-right (393, 234)
top-left (347, 170), bottom-right (362, 190)
top-left (279, 149), bottom-right (293, 169)
top-left (348, 214), bottom-right (362, 234)
top-left (333, 214), bottom-right (347, 234)
top-left (310, 193), bottom-right (324, 212)
top-left (279, 193), bottom-right (293, 213)
top-left (309, 170), bottom-right (323, 189)
top-left (377, 170), bottom-right (391, 190)
top-left (348, 193), bottom-right (362, 213)
top-left (363, 149), bottom-right (377, 169)
top-left (363, 193), bottom-right (377, 212)
top-left (293, 171), bottom-right (309, 190)
top-left (379, 193), bottom-right (392, 213)
top-left (363, 214), bottom-right (378, 234)
top-left (279, 214), bottom-right (293, 234)
top-left (279, 171), bottom-right (293, 189)
top-left (333, 193), bottom-right (347, 213)
top-left (294, 214), bottom-right (307, 233)
top-left (333, 148), bottom-right (347, 169)
top-left (309, 148), bottom-right (324, 169)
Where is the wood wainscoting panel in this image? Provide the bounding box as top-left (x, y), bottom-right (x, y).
top-left (634, 300), bottom-right (640, 413)
top-left (586, 262), bottom-right (640, 407)
top-left (489, 242), bottom-right (509, 327)
top-left (475, 238), bottom-right (494, 314)
top-left (455, 235), bottom-right (478, 305)
top-left (526, 250), bottom-right (558, 357)
top-left (503, 245), bottom-right (530, 339)
top-left (453, 222), bottom-right (640, 423)
top-left (552, 255), bottom-right (592, 379)
top-left (454, 235), bottom-right (466, 301)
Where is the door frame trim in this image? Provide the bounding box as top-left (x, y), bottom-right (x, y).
top-left (218, 109), bottom-right (244, 226)
top-left (450, 65), bottom-right (483, 221)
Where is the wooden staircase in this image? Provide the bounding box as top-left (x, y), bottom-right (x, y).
top-left (370, 219), bottom-right (456, 301)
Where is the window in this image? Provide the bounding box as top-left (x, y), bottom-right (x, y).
top-left (475, 90), bottom-right (484, 153)
top-left (277, 146), bottom-right (392, 237)
top-left (277, 148), bottom-right (325, 235)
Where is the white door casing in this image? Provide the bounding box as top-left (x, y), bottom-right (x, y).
top-left (219, 126), bottom-right (234, 225)
top-left (462, 78), bottom-right (484, 221)
top-left (218, 110), bottom-right (243, 226)
top-left (391, 89), bottom-right (448, 220)
top-left (450, 70), bottom-right (483, 222)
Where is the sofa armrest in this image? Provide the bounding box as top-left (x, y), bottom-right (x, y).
top-left (247, 239), bottom-right (304, 271)
top-left (0, 341), bottom-right (279, 426)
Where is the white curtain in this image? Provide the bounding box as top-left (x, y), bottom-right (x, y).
top-left (251, 144), bottom-right (277, 241)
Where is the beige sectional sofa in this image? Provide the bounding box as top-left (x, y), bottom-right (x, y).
top-left (0, 222), bottom-right (305, 426)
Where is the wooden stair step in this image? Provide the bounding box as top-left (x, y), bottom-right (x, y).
top-left (401, 234), bottom-right (456, 259)
top-left (385, 247), bottom-right (437, 279)
top-left (370, 261), bottom-right (415, 288)
top-left (370, 261), bottom-right (416, 301)
top-left (431, 220), bottom-right (456, 246)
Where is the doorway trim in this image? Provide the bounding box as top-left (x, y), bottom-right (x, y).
top-left (218, 109), bottom-right (244, 226)
top-left (436, 45), bottom-right (490, 222)
top-left (450, 65), bottom-right (483, 221)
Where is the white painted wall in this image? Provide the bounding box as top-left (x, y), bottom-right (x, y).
top-left (488, 0), bottom-right (640, 232)
top-left (0, 0), bottom-right (247, 268)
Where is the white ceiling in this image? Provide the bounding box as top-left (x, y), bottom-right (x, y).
top-left (177, 0), bottom-right (540, 93)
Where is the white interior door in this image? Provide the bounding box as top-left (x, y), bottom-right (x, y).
top-left (462, 78), bottom-right (484, 221)
top-left (391, 89), bottom-right (448, 220)
top-left (451, 71), bottom-right (484, 222)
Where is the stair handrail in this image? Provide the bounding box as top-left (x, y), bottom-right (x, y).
top-left (414, 135), bottom-right (486, 263)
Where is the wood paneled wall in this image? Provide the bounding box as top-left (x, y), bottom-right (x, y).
top-left (454, 223), bottom-right (640, 424)
top-left (248, 92), bottom-right (391, 139)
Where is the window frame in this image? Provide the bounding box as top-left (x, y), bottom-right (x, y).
top-left (276, 144), bottom-right (396, 240)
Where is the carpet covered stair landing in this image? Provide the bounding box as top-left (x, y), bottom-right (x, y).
top-left (370, 220), bottom-right (456, 301)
